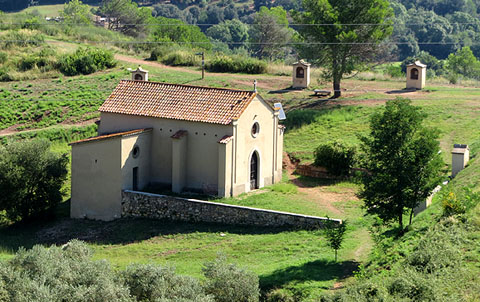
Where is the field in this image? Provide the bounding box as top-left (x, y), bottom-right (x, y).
top-left (1, 7), bottom-right (480, 299)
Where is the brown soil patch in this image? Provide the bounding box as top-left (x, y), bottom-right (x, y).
top-left (283, 153), bottom-right (358, 215)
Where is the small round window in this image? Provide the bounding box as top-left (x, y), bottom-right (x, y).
top-left (132, 145), bottom-right (140, 158)
top-left (251, 122), bottom-right (260, 137)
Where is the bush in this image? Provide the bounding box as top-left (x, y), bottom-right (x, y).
top-left (2, 240), bottom-right (133, 302)
top-left (0, 66), bottom-right (11, 81)
top-left (0, 29), bottom-right (45, 48)
top-left (202, 254), bottom-right (260, 302)
top-left (384, 64), bottom-right (403, 78)
top-left (161, 50), bottom-right (200, 66)
top-left (314, 141), bottom-right (356, 176)
top-left (265, 288), bottom-right (295, 302)
top-left (442, 192), bottom-right (465, 216)
top-left (0, 52), bottom-right (6, 64)
top-left (59, 47), bottom-right (116, 76)
top-left (206, 54), bottom-right (267, 74)
top-left (0, 139), bottom-right (68, 221)
top-left (122, 264), bottom-right (213, 302)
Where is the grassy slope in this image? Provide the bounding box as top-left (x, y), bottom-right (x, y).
top-left (0, 6), bottom-right (479, 298)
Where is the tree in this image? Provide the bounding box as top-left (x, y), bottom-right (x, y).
top-left (249, 6), bottom-right (293, 60)
top-left (446, 46), bottom-right (480, 78)
top-left (359, 98), bottom-right (443, 229)
top-left (324, 219), bottom-right (347, 262)
top-left (99, 0), bottom-right (152, 37)
top-left (206, 20), bottom-right (249, 49)
top-left (0, 139), bottom-right (68, 222)
top-left (149, 17), bottom-right (211, 50)
top-left (294, 0), bottom-right (393, 98)
top-left (61, 0), bottom-right (93, 25)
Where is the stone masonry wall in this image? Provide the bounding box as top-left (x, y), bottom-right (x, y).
top-left (122, 190), bottom-right (341, 229)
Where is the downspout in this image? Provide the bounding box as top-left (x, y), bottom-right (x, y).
top-left (231, 119), bottom-right (238, 195)
top-left (272, 112), bottom-right (278, 182)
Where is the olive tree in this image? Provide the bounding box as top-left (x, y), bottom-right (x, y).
top-left (0, 139), bottom-right (68, 222)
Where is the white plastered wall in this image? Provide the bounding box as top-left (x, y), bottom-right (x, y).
top-left (71, 137), bottom-right (122, 221)
top-left (99, 113), bottom-right (232, 192)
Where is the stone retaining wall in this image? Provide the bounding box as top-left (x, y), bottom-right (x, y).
top-left (122, 190), bottom-right (341, 229)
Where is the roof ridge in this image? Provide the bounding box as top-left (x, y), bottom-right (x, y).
top-left (120, 80), bottom-right (256, 94)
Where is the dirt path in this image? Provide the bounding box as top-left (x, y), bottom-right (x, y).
top-left (0, 118), bottom-right (99, 137)
top-left (283, 153), bottom-right (356, 215)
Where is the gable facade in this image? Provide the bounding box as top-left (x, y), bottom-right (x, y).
top-left (70, 80), bottom-right (284, 221)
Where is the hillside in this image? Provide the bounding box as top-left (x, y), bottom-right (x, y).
top-left (0, 1), bottom-right (479, 301)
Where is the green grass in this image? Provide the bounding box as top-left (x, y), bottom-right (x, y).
top-left (22, 4), bottom-right (65, 16)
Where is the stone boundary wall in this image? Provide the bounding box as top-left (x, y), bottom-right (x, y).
top-left (122, 190), bottom-right (341, 229)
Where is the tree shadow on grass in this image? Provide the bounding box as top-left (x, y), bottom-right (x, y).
top-left (259, 259), bottom-right (360, 290)
top-left (0, 201), bottom-right (300, 253)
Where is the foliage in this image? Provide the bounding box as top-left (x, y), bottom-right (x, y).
top-left (202, 254), bottom-right (260, 302)
top-left (324, 219), bottom-right (347, 261)
top-left (314, 141), bottom-right (356, 176)
top-left (61, 0), bottom-right (93, 25)
top-left (265, 288), bottom-right (295, 302)
top-left (59, 47), bottom-right (116, 76)
top-left (401, 50), bottom-right (445, 76)
top-left (442, 191), bottom-right (464, 216)
top-left (0, 139), bottom-right (68, 222)
top-left (249, 6), bottom-right (293, 60)
top-left (0, 240), bottom-right (132, 302)
top-left (270, 183), bottom-right (298, 194)
top-left (0, 29), bottom-right (45, 49)
top-left (294, 0), bottom-right (393, 97)
top-left (122, 264), bottom-right (214, 302)
top-left (446, 46), bottom-right (480, 79)
top-left (359, 98), bottom-right (443, 228)
top-left (149, 17), bottom-right (211, 50)
top-left (206, 20), bottom-right (249, 49)
top-left (99, 0), bottom-right (152, 37)
top-left (206, 54), bottom-right (267, 74)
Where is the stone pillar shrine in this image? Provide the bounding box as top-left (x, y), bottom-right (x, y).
top-left (130, 66), bottom-right (149, 81)
top-left (406, 61), bottom-right (426, 90)
top-left (292, 60), bottom-right (311, 88)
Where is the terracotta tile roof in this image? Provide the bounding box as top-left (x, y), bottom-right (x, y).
top-left (218, 135), bottom-right (233, 144)
top-left (99, 80), bottom-right (258, 125)
top-left (171, 130), bottom-right (188, 139)
top-left (69, 128), bottom-right (152, 146)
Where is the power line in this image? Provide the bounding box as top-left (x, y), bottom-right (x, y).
top-left (0, 39), bottom-right (476, 45)
top-left (2, 22), bottom-right (480, 26)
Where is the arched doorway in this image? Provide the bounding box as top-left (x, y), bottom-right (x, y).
top-left (134, 73), bottom-right (143, 81)
top-left (296, 67), bottom-right (304, 78)
top-left (250, 152), bottom-right (259, 190)
top-left (410, 68), bottom-right (418, 80)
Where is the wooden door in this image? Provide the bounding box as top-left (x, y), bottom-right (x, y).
top-left (250, 152), bottom-right (258, 190)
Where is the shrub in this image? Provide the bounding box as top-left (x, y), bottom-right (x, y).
top-left (161, 50), bottom-right (200, 66)
top-left (0, 52), bottom-right (6, 64)
top-left (384, 64), bottom-right (403, 78)
top-left (0, 139), bottom-right (68, 221)
top-left (2, 240), bottom-right (133, 302)
top-left (122, 264), bottom-right (213, 302)
top-left (0, 29), bottom-right (45, 48)
top-left (59, 47), bottom-right (116, 76)
top-left (202, 254), bottom-right (260, 302)
top-left (0, 66), bottom-right (11, 81)
top-left (442, 192), bottom-right (465, 216)
top-left (314, 141), bottom-right (356, 176)
top-left (206, 54), bottom-right (267, 74)
top-left (265, 288), bottom-right (295, 302)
